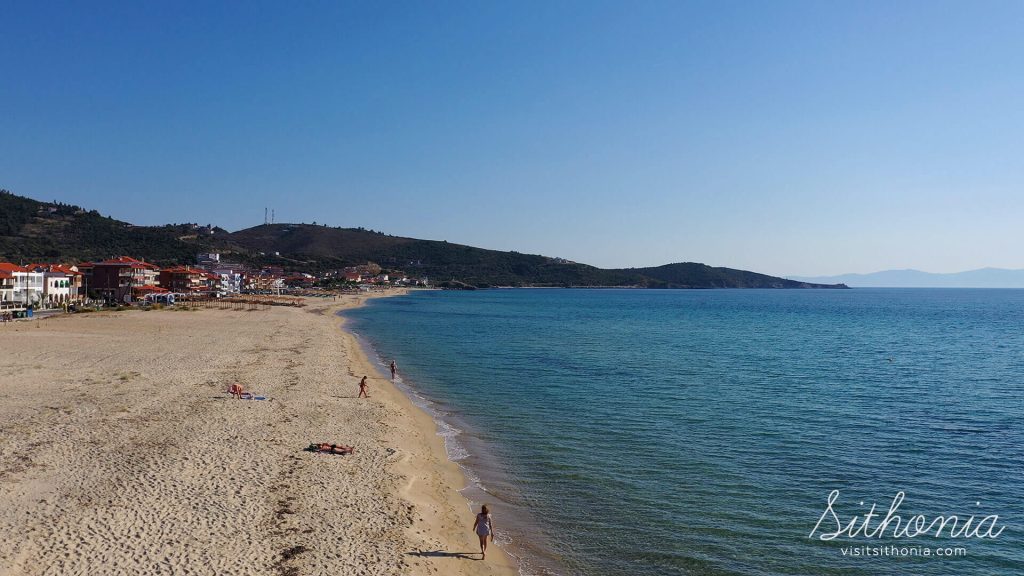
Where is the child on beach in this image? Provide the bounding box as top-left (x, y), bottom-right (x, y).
top-left (472, 504), bottom-right (494, 560)
top-left (357, 376), bottom-right (369, 398)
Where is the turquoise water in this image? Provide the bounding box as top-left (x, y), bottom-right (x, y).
top-left (345, 289), bottom-right (1024, 575)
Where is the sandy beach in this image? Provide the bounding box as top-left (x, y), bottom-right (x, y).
top-left (0, 293), bottom-right (516, 576)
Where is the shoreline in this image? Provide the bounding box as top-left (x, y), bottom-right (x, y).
top-left (332, 290), bottom-right (520, 575)
top-left (0, 291), bottom-right (517, 576)
top-left (341, 292), bottom-right (568, 576)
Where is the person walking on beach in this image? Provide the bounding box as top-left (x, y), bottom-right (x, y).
top-left (357, 376), bottom-right (369, 398)
top-left (389, 360), bottom-right (397, 381)
top-left (472, 504), bottom-right (494, 560)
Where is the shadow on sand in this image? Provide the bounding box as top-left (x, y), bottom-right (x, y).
top-left (406, 550), bottom-right (479, 560)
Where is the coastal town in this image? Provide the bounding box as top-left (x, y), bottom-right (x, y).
top-left (0, 253), bottom-right (429, 317)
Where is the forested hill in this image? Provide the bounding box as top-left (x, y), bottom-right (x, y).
top-left (226, 223), bottom-right (643, 287)
top-left (619, 262), bottom-right (843, 289)
top-left (0, 189), bottom-right (847, 288)
top-left (0, 189), bottom-right (237, 263)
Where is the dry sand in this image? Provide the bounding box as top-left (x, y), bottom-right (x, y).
top-left (0, 293), bottom-right (517, 576)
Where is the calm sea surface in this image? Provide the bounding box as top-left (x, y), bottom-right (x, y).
top-left (344, 289), bottom-right (1024, 576)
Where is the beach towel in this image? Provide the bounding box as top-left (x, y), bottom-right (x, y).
top-left (225, 391), bottom-right (268, 400)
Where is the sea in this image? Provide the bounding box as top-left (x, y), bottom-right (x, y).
top-left (343, 288), bottom-right (1024, 576)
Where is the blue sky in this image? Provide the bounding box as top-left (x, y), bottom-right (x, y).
top-left (2, 1), bottom-right (1022, 276)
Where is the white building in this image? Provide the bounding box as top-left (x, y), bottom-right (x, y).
top-left (0, 270), bottom-right (15, 309)
top-left (28, 264), bottom-right (84, 308)
top-left (197, 253), bottom-right (220, 267)
top-left (210, 266), bottom-right (244, 294)
top-left (44, 271), bottom-right (73, 307)
top-left (0, 263), bottom-right (45, 309)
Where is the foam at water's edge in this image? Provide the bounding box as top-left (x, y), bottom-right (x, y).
top-left (342, 311), bottom-right (548, 576)
top-left (365, 351), bottom-right (476, 465)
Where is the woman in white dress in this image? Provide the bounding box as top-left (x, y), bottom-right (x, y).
top-left (472, 504), bottom-right (494, 559)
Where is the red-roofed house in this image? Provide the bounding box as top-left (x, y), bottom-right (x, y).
top-left (203, 272), bottom-right (223, 295)
top-left (134, 285), bottom-right (170, 296)
top-left (90, 257), bottom-right (160, 303)
top-left (284, 275), bottom-right (314, 288)
top-left (244, 273), bottom-right (285, 293)
top-left (158, 265), bottom-right (207, 294)
top-left (0, 262), bottom-right (44, 309)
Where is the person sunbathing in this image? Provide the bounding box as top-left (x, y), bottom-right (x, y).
top-left (316, 443), bottom-right (356, 455)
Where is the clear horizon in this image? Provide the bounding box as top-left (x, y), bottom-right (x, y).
top-left (3, 1), bottom-right (1023, 277)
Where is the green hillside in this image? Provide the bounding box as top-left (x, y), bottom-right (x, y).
top-left (229, 224), bottom-right (641, 286)
top-left (0, 189), bottom-right (236, 264)
top-left (0, 189), bottom-right (847, 289)
top-left (621, 262), bottom-right (840, 288)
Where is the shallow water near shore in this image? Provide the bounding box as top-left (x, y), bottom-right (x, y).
top-left (344, 288), bottom-right (1024, 576)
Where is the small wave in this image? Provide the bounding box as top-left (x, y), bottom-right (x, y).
top-left (436, 420), bottom-right (470, 461)
top-left (457, 462), bottom-right (483, 487)
top-left (446, 444), bottom-right (470, 462)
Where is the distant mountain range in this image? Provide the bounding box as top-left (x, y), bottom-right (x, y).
top-left (790, 268), bottom-right (1024, 288)
top-left (1, 189), bottom-right (846, 289)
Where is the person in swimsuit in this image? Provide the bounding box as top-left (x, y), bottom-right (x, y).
top-left (316, 443), bottom-right (355, 455)
top-left (228, 383), bottom-right (245, 399)
top-left (389, 360), bottom-right (397, 381)
top-left (358, 376), bottom-right (369, 398)
top-left (472, 504), bottom-right (494, 559)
